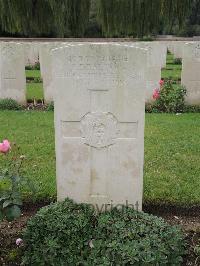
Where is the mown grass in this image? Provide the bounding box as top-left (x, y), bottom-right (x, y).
top-left (0, 111), bottom-right (199, 206)
top-left (25, 70), bottom-right (41, 78)
top-left (144, 113), bottom-right (200, 206)
top-left (161, 53), bottom-right (182, 81)
top-left (26, 83), bottom-right (44, 100)
top-left (0, 111), bottom-right (55, 199)
top-left (26, 69), bottom-right (44, 100)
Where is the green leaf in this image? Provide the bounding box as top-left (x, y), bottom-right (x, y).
top-left (4, 205), bottom-right (21, 222)
top-left (12, 191), bottom-right (21, 198)
top-left (3, 199), bottom-right (13, 208)
top-left (12, 176), bottom-right (21, 183)
top-left (0, 209), bottom-right (4, 222)
top-left (2, 168), bottom-right (9, 176)
top-left (0, 195), bottom-right (9, 202)
top-left (12, 198), bottom-right (22, 206)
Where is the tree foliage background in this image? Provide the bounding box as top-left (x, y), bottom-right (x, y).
top-left (0, 0), bottom-right (199, 37)
top-left (0, 0), bottom-right (91, 37)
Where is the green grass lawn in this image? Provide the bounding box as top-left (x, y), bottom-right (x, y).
top-left (25, 70), bottom-right (41, 78)
top-left (0, 111), bottom-right (199, 206)
top-left (26, 69), bottom-right (44, 100)
top-left (26, 83), bottom-right (44, 100)
top-left (161, 53), bottom-right (182, 81)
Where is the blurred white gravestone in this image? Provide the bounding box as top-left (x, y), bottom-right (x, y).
top-left (39, 42), bottom-right (61, 102)
top-left (181, 42), bottom-right (200, 105)
top-left (39, 42), bottom-right (75, 102)
top-left (173, 41), bottom-right (185, 59)
top-left (0, 42), bottom-right (26, 104)
top-left (23, 42), bottom-right (39, 66)
top-left (52, 43), bottom-right (147, 211)
top-left (137, 42), bottom-right (162, 102)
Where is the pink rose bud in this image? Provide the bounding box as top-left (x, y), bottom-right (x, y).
top-left (159, 79), bottom-right (164, 86)
top-left (0, 139), bottom-right (11, 154)
top-left (153, 88), bottom-right (160, 100)
top-left (16, 238), bottom-right (23, 246)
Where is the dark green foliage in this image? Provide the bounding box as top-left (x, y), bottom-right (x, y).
top-left (174, 58), bottom-right (182, 65)
top-left (0, 0), bottom-right (90, 37)
top-left (98, 0), bottom-right (193, 37)
top-left (0, 98), bottom-right (22, 110)
top-left (46, 101), bottom-right (54, 111)
top-left (153, 80), bottom-right (187, 113)
top-left (22, 199), bottom-right (94, 265)
top-left (26, 77), bottom-right (42, 83)
top-left (175, 0), bottom-right (200, 36)
top-left (23, 199), bottom-right (185, 265)
top-left (0, 0), bottom-right (196, 37)
top-left (25, 62), bottom-right (40, 70)
top-left (184, 105), bottom-right (200, 112)
top-left (88, 207), bottom-right (185, 265)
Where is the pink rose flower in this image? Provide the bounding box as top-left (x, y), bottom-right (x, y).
top-left (0, 139), bottom-right (11, 154)
top-left (153, 88), bottom-right (160, 100)
top-left (16, 238), bottom-right (23, 246)
top-left (159, 79), bottom-right (164, 87)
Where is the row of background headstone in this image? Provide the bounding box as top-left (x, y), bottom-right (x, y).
top-left (0, 41), bottom-right (199, 105)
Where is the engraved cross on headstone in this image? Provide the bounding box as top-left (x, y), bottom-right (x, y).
top-left (61, 88), bottom-right (138, 202)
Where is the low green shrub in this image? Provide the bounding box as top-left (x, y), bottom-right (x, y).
top-left (145, 104), bottom-right (200, 113)
top-left (184, 105), bottom-right (200, 113)
top-left (174, 58), bottom-right (182, 65)
top-left (25, 62), bottom-right (40, 70)
top-left (22, 199), bottom-right (94, 265)
top-left (152, 79), bottom-right (186, 113)
top-left (46, 101), bottom-right (54, 111)
top-left (0, 98), bottom-right (22, 110)
top-left (22, 199), bottom-right (185, 265)
top-left (26, 77), bottom-right (42, 83)
top-left (88, 208), bottom-right (185, 265)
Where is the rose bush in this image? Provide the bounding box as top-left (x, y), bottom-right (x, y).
top-left (152, 79), bottom-right (186, 113)
top-left (0, 140), bottom-right (35, 221)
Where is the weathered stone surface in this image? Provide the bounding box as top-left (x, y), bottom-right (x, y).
top-left (39, 42), bottom-right (62, 102)
top-left (173, 41), bottom-right (185, 59)
top-left (24, 42), bottom-right (39, 66)
top-left (39, 42), bottom-right (82, 102)
top-left (135, 42), bottom-right (162, 102)
top-left (181, 42), bottom-right (200, 105)
top-left (0, 42), bottom-right (26, 104)
top-left (52, 43), bottom-right (147, 211)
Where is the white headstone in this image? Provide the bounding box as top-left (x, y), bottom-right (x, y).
top-left (181, 42), bottom-right (200, 105)
top-left (136, 42), bottom-right (162, 102)
top-left (39, 42), bottom-right (72, 102)
top-left (167, 41), bottom-right (175, 54)
top-left (39, 42), bottom-right (61, 102)
top-left (52, 43), bottom-right (147, 211)
top-left (0, 42), bottom-right (26, 104)
top-left (173, 41), bottom-right (185, 59)
top-left (165, 41), bottom-right (186, 59)
top-left (24, 42), bottom-right (39, 66)
top-left (159, 42), bottom-right (167, 68)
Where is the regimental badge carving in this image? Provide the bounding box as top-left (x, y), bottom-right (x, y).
top-left (195, 43), bottom-right (200, 57)
top-left (81, 112), bottom-right (119, 148)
